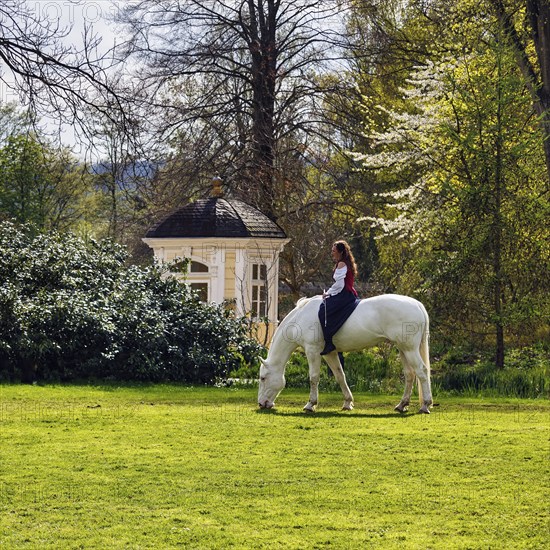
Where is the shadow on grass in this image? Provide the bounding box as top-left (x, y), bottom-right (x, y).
top-left (255, 409), bottom-right (416, 419)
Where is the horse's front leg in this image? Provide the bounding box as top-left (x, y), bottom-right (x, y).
top-left (323, 352), bottom-right (354, 410)
top-left (303, 349), bottom-right (322, 412)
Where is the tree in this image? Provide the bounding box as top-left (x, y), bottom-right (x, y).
top-left (489, 0), bottom-right (550, 183)
top-left (116, 0), bottom-right (352, 219)
top-left (354, 16), bottom-right (550, 366)
top-left (90, 112), bottom-right (148, 242)
top-left (0, 133), bottom-right (94, 232)
top-left (115, 1), bottom-right (376, 295)
top-left (0, 0), bottom-right (126, 143)
top-left (0, 103), bottom-right (29, 141)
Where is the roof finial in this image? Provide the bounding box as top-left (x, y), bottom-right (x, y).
top-left (211, 175), bottom-right (223, 198)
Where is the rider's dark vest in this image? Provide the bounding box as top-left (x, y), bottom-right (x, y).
top-left (344, 265), bottom-right (358, 297)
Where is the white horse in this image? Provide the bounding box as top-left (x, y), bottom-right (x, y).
top-left (258, 294), bottom-right (432, 414)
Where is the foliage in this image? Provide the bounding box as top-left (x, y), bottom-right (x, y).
top-left (352, 7), bottom-right (550, 361)
top-left (432, 343), bottom-right (549, 398)
top-left (0, 384), bottom-right (548, 548)
top-left (1, 0), bottom-right (548, 379)
top-left (232, 342), bottom-right (548, 399)
top-left (279, 347), bottom-right (404, 394)
top-left (0, 221), bottom-right (262, 383)
top-left (433, 362), bottom-right (548, 398)
top-left (0, 132), bottom-right (97, 233)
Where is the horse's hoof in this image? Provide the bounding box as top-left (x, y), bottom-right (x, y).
top-left (394, 404), bottom-right (408, 413)
top-left (419, 406), bottom-right (430, 414)
top-left (303, 404), bottom-right (316, 413)
top-left (342, 403), bottom-right (353, 411)
top-left (303, 407), bottom-right (315, 414)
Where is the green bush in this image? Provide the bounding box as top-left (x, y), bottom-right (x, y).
top-left (231, 341), bottom-right (548, 399)
top-left (0, 221), bottom-right (262, 383)
top-left (232, 346), bottom-right (404, 393)
top-left (431, 343), bottom-right (549, 398)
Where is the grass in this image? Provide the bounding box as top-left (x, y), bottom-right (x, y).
top-left (0, 384), bottom-right (548, 549)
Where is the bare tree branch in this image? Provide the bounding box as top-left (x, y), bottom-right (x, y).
top-left (115, 0), bottom-right (355, 218)
top-left (0, 1), bottom-right (128, 147)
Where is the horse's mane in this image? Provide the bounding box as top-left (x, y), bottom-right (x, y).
top-left (296, 297), bottom-right (313, 309)
top-left (275, 296), bottom-right (316, 335)
top-left (296, 295), bottom-right (324, 310)
top-left (274, 296), bottom-right (320, 338)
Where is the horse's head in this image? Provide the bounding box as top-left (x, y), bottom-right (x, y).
top-left (257, 357), bottom-right (285, 409)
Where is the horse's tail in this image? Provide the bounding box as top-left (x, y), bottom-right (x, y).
top-left (417, 302), bottom-right (431, 405)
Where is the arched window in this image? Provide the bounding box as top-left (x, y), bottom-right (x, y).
top-left (190, 261), bottom-right (208, 273)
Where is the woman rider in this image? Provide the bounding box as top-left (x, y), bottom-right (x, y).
top-left (318, 240), bottom-right (360, 356)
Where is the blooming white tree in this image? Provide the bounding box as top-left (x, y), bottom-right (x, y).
top-left (354, 59), bottom-right (458, 244)
top-left (354, 39), bottom-right (549, 366)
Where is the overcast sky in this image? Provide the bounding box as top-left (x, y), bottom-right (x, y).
top-left (37, 0), bottom-right (121, 47)
top-left (1, 1), bottom-right (123, 156)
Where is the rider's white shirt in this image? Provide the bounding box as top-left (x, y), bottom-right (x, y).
top-left (326, 265), bottom-right (347, 296)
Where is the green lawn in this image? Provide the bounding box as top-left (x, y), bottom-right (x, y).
top-left (0, 384), bottom-right (548, 549)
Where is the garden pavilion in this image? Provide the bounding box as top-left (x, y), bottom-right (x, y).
top-left (142, 178), bottom-right (290, 343)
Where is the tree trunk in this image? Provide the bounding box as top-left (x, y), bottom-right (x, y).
top-left (527, 0), bottom-right (550, 184)
top-left (247, 0), bottom-right (278, 219)
top-left (491, 0), bottom-right (550, 184)
top-left (493, 186), bottom-right (505, 369)
top-left (494, 45), bottom-right (505, 369)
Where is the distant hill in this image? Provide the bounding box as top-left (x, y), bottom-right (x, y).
top-left (91, 160), bottom-right (163, 187)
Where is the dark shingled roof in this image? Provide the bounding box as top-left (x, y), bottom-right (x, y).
top-left (145, 198), bottom-right (287, 239)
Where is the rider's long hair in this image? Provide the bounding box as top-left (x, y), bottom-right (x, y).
top-left (334, 240), bottom-right (358, 278)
